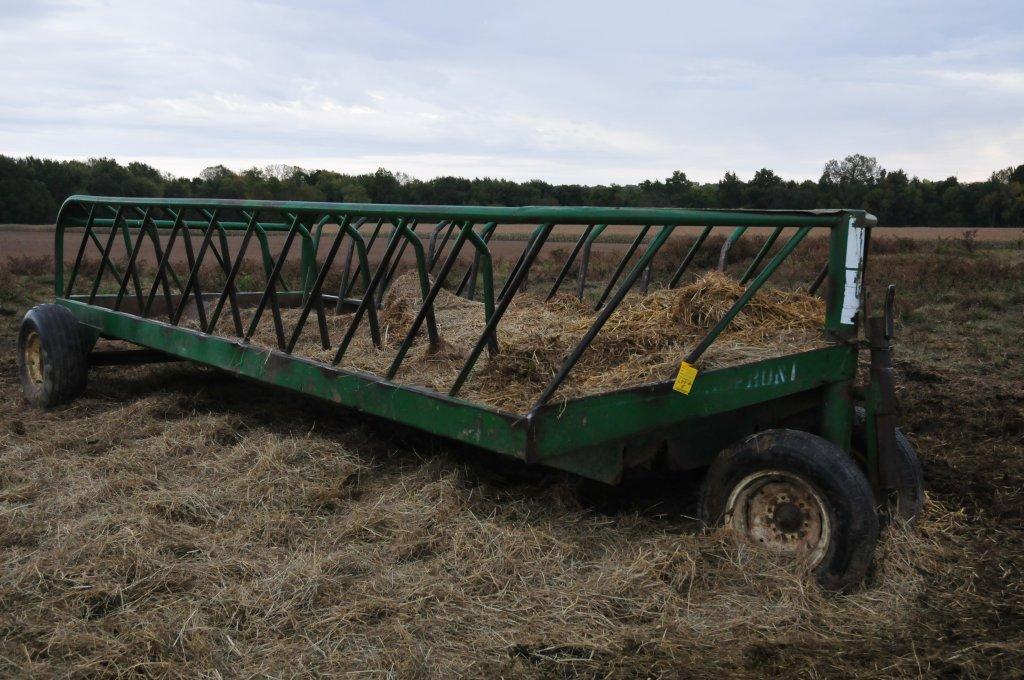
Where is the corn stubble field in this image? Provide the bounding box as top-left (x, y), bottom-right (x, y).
top-left (0, 234), bottom-right (1022, 678)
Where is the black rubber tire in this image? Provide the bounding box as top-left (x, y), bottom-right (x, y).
top-left (700, 429), bottom-right (879, 592)
top-left (18, 304), bottom-right (89, 408)
top-left (853, 407), bottom-right (925, 525)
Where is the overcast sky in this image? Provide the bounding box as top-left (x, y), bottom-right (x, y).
top-left (2, 0), bottom-right (1022, 184)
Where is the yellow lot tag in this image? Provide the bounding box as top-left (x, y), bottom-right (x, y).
top-left (673, 361), bottom-right (699, 395)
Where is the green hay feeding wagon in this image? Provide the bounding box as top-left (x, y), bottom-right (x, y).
top-left (18, 196), bottom-right (925, 590)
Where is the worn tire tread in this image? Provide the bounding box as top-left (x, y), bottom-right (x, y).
top-left (18, 304), bottom-right (89, 408)
top-left (700, 429), bottom-right (879, 592)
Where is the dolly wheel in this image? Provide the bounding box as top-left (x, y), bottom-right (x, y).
top-left (853, 407), bottom-right (925, 525)
top-left (700, 429), bottom-right (879, 592)
top-left (18, 304), bottom-right (89, 408)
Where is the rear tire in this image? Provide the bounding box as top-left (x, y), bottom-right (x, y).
top-left (700, 429), bottom-right (879, 592)
top-left (18, 304), bottom-right (89, 408)
top-left (853, 407), bottom-right (925, 525)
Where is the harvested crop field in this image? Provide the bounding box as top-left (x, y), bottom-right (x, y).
top-left (3, 224), bottom-right (1023, 270)
top-left (1, 241), bottom-right (1023, 678)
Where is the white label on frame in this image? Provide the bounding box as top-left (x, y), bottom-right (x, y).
top-left (841, 268), bottom-right (861, 324)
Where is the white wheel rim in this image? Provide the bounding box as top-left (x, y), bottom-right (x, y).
top-left (724, 469), bottom-right (832, 569)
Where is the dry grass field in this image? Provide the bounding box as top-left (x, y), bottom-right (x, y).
top-left (0, 236), bottom-right (1022, 678)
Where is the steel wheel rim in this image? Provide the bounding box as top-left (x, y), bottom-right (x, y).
top-left (725, 469), bottom-right (831, 569)
top-left (25, 330), bottom-right (44, 385)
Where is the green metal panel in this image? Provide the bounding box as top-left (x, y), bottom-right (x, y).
top-left (820, 380), bottom-right (855, 451)
top-left (529, 345), bottom-right (857, 460)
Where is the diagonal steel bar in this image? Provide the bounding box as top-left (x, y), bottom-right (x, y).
top-left (546, 223), bottom-right (595, 300)
top-left (594, 225), bottom-right (650, 310)
top-left (286, 214), bottom-right (352, 353)
top-left (808, 261), bottom-right (829, 295)
top-left (244, 213), bottom-right (302, 347)
top-left (450, 223), bottom-right (554, 397)
top-left (200, 208), bottom-right (244, 335)
top-left (87, 206), bottom-right (125, 304)
top-left (387, 221), bottom-right (474, 378)
top-left (207, 210), bottom-right (261, 334)
top-left (142, 208), bottom-right (186, 319)
top-left (426, 220), bottom-right (450, 267)
top-left (686, 226), bottom-right (812, 365)
top-left (332, 218), bottom-right (411, 364)
top-left (534, 225), bottom-right (674, 409)
top-left (171, 209), bottom-right (222, 328)
top-left (393, 218), bottom-right (439, 346)
top-left (342, 217), bottom-right (386, 299)
top-left (334, 217), bottom-right (367, 312)
top-left (376, 219), bottom-right (420, 308)
top-left (141, 207), bottom-right (182, 310)
top-left (117, 208), bottom-right (146, 307)
top-left (740, 226), bottom-right (784, 285)
top-left (176, 213), bottom-right (208, 329)
top-left (113, 207), bottom-right (153, 311)
top-left (428, 220), bottom-right (457, 271)
top-left (669, 226), bottom-right (713, 288)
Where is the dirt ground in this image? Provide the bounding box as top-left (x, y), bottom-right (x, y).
top-left (1, 241), bottom-right (1022, 678)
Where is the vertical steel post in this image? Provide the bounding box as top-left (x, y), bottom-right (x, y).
top-left (718, 226), bottom-right (747, 271)
top-left (456, 222), bottom-right (497, 300)
top-left (820, 381), bottom-right (854, 454)
top-left (575, 224), bottom-right (609, 300)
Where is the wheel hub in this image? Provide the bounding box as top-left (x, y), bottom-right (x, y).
top-left (772, 502), bottom-right (804, 533)
top-left (25, 330), bottom-right (44, 385)
top-left (725, 470), bottom-right (831, 568)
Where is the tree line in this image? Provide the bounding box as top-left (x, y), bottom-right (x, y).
top-left (1, 153), bottom-right (1022, 227)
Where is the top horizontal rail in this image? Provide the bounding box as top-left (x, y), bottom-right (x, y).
top-left (60, 195), bottom-right (873, 229)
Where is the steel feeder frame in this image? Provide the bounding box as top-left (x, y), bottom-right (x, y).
top-left (48, 196), bottom-right (889, 486)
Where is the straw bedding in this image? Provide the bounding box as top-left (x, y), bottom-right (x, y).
top-left (253, 271), bottom-right (828, 412)
top-left (3, 252), bottom-right (1023, 678)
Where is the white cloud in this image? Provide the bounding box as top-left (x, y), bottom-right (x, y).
top-left (1, 0), bottom-right (1022, 184)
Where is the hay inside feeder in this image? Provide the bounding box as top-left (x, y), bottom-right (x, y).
top-left (249, 271), bottom-right (828, 413)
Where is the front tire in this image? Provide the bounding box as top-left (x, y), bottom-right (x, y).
top-left (18, 304), bottom-right (89, 408)
top-left (700, 429), bottom-right (879, 592)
